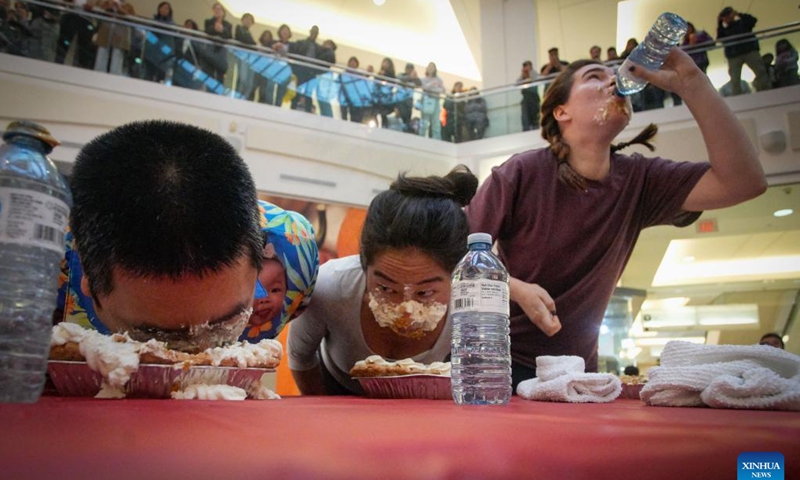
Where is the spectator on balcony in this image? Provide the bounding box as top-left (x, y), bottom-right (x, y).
top-left (290, 24), bottom-right (320, 113)
top-left (464, 87), bottom-right (489, 141)
top-left (55, 0), bottom-right (95, 69)
top-left (442, 81), bottom-right (464, 143)
top-left (620, 38), bottom-right (638, 59)
top-left (774, 38), bottom-right (799, 88)
top-left (202, 2), bottom-right (232, 84)
top-left (606, 47), bottom-right (618, 63)
top-left (682, 22), bottom-right (712, 73)
top-left (2, 0), bottom-right (32, 57)
top-left (253, 28), bottom-right (292, 108)
top-left (763, 53), bottom-right (777, 87)
top-left (315, 39), bottom-right (337, 118)
top-left (419, 61), bottom-right (445, 139)
top-left (518, 60), bottom-right (540, 131)
top-left (257, 29), bottom-right (274, 49)
top-left (270, 24), bottom-right (293, 107)
top-left (717, 7), bottom-right (771, 95)
top-left (254, 30), bottom-right (276, 105)
top-left (375, 57), bottom-right (397, 128)
top-left (27, 2), bottom-right (60, 62)
top-left (172, 18), bottom-right (203, 91)
top-left (93, 0), bottom-right (132, 77)
top-left (234, 12), bottom-right (256, 100)
top-left (589, 45), bottom-right (601, 61)
top-left (142, 2), bottom-right (175, 84)
top-left (339, 56), bottom-right (367, 123)
top-left (397, 62), bottom-right (421, 133)
top-left (540, 47), bottom-right (568, 76)
top-left (759, 333), bottom-right (785, 350)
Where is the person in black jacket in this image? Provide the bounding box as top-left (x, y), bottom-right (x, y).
top-left (202, 2), bottom-right (232, 84)
top-left (315, 39), bottom-right (337, 117)
top-left (234, 12), bottom-right (257, 99)
top-left (717, 7), bottom-right (771, 95)
top-left (53, 0), bottom-right (95, 69)
top-left (290, 25), bottom-right (320, 112)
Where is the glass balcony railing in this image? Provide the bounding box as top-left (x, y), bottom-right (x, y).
top-left (2, 1), bottom-right (799, 143)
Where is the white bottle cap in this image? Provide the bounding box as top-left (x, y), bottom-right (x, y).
top-left (467, 232), bottom-right (492, 246)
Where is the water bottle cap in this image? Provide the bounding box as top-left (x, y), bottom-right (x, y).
top-left (3, 120), bottom-right (60, 153)
top-left (467, 233), bottom-right (492, 246)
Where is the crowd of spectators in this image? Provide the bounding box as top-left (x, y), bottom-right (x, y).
top-left (1, 1), bottom-right (796, 140)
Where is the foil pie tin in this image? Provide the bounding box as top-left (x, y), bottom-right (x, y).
top-left (619, 383), bottom-right (645, 400)
top-left (47, 361), bottom-right (274, 398)
top-left (356, 375), bottom-right (452, 400)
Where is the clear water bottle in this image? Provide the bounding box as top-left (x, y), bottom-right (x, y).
top-left (0, 121), bottom-right (71, 403)
top-left (450, 233), bottom-right (511, 405)
top-left (615, 12), bottom-right (688, 96)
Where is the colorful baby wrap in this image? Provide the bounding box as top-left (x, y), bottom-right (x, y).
top-left (244, 200), bottom-right (318, 340)
top-left (55, 199), bottom-right (319, 342)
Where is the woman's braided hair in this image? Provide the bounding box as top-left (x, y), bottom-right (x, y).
top-left (540, 59), bottom-right (658, 190)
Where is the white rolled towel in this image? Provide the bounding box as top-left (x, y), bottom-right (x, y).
top-left (516, 355), bottom-right (621, 403)
top-left (641, 341), bottom-right (800, 411)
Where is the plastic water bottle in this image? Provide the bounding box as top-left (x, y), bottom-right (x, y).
top-left (450, 233), bottom-right (511, 405)
top-left (0, 121), bottom-right (71, 403)
top-left (615, 12), bottom-right (688, 96)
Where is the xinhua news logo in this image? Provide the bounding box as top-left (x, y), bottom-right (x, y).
top-left (738, 452), bottom-right (784, 479)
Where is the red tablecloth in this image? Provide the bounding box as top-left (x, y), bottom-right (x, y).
top-left (1, 396), bottom-right (798, 480)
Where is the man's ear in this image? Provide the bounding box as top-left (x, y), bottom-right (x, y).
top-left (554, 105), bottom-right (571, 122)
top-left (80, 273), bottom-right (92, 298)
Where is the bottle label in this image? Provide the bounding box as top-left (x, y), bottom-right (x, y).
top-left (0, 187), bottom-right (69, 254)
top-left (451, 279), bottom-right (509, 315)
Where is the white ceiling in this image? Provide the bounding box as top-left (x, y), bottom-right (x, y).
top-left (221, 0), bottom-right (483, 81)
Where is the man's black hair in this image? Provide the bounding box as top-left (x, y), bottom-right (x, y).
top-left (70, 120), bottom-right (262, 298)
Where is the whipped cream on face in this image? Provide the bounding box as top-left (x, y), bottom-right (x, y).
top-left (126, 307), bottom-right (253, 353)
top-left (171, 384), bottom-right (248, 400)
top-left (594, 95), bottom-right (632, 126)
top-left (367, 292), bottom-right (447, 339)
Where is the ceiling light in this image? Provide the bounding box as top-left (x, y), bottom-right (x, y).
top-left (639, 304), bottom-right (760, 330)
top-left (634, 336), bottom-right (706, 346)
top-left (641, 297), bottom-right (689, 311)
top-left (773, 209), bottom-right (793, 217)
top-left (653, 238), bottom-right (800, 286)
top-left (682, 256), bottom-right (695, 263)
top-left (373, 0), bottom-right (386, 5)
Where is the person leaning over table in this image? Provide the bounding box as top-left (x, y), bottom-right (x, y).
top-left (287, 165), bottom-right (479, 395)
top-left (759, 333), bottom-right (785, 350)
top-left (466, 49), bottom-right (767, 389)
top-left (54, 120), bottom-right (318, 351)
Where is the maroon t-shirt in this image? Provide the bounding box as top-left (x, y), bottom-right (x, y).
top-left (466, 148), bottom-right (710, 372)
